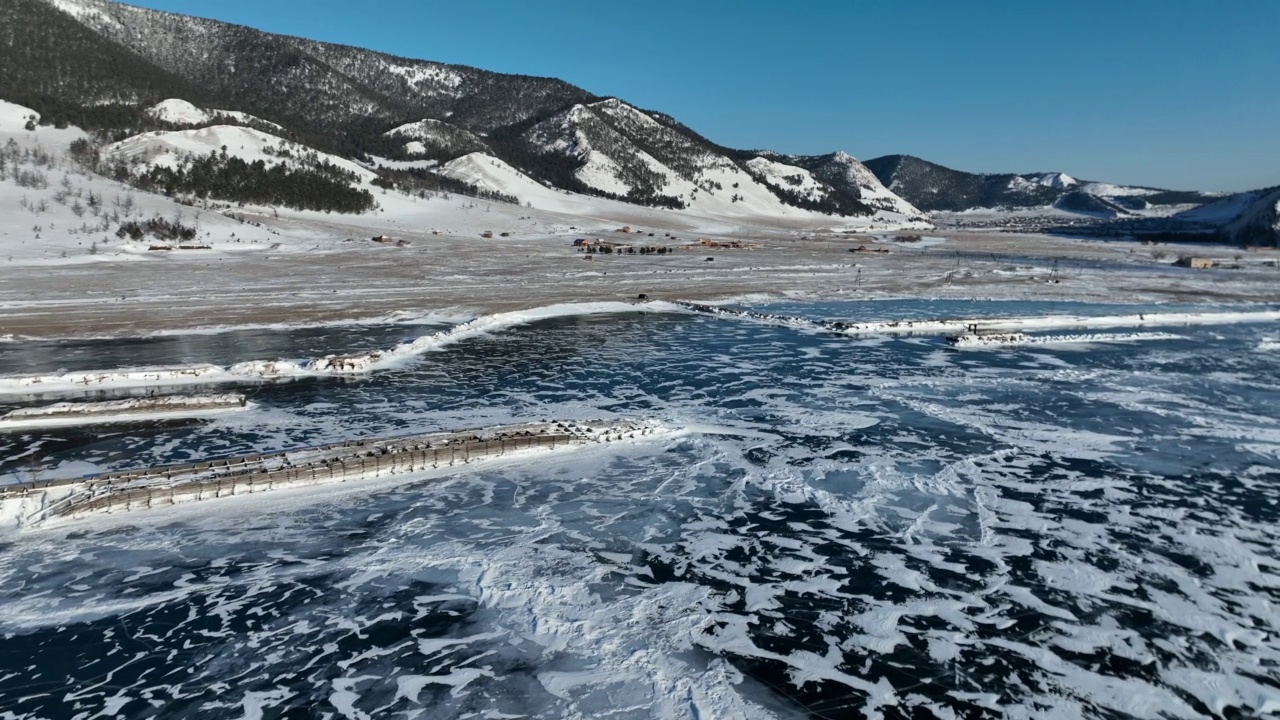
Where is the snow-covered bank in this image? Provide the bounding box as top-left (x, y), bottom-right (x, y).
top-left (358, 300), bottom-right (685, 370)
top-left (678, 302), bottom-right (1280, 338)
top-left (0, 394), bottom-right (248, 430)
top-left (947, 331), bottom-right (1183, 349)
top-left (0, 364), bottom-right (234, 396)
top-left (828, 309), bottom-right (1280, 337)
top-left (0, 301), bottom-right (685, 397)
top-left (4, 302), bottom-right (1279, 398)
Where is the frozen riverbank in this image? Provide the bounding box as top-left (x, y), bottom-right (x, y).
top-left (3, 303), bottom-right (1278, 399)
top-left (946, 331), bottom-right (1184, 348)
top-left (0, 394), bottom-right (248, 430)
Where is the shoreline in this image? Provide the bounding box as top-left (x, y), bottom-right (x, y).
top-left (2, 303), bottom-right (1277, 401)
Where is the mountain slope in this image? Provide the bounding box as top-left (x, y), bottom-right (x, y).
top-left (24, 0), bottom-right (595, 149)
top-left (1222, 188), bottom-right (1280, 246)
top-left (0, 0), bottom-right (207, 119)
top-left (9, 0), bottom-right (923, 225)
top-left (1180, 187), bottom-right (1280, 246)
top-left (515, 98), bottom-right (921, 218)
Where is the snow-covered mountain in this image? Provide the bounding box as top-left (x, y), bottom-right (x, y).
top-left (7, 0), bottom-right (1262, 235)
top-left (518, 98), bottom-right (921, 219)
top-left (0, 0), bottom-right (925, 225)
top-left (863, 154), bottom-right (1218, 218)
top-left (1036, 172), bottom-right (1077, 190)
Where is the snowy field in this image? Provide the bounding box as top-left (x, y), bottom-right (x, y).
top-left (0, 300), bottom-right (1277, 719)
top-left (2, 99), bottom-right (1279, 342)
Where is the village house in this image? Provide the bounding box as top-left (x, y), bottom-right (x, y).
top-left (1175, 256), bottom-right (1216, 269)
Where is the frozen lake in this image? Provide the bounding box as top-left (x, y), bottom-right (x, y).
top-left (0, 299), bottom-right (1278, 719)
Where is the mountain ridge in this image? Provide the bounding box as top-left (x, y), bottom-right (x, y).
top-left (5, 0), bottom-right (1271, 244)
top-left (7, 0), bottom-right (923, 225)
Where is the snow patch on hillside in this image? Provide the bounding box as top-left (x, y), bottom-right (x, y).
top-left (385, 119), bottom-right (487, 158)
top-left (145, 99), bottom-right (282, 131)
top-left (574, 151), bottom-right (633, 197)
top-left (823, 152), bottom-right (923, 217)
top-left (385, 63), bottom-right (465, 93)
top-left (1078, 182), bottom-right (1158, 198)
top-left (745, 157), bottom-right (826, 201)
top-left (0, 101), bottom-right (40, 132)
top-left (1037, 172), bottom-right (1077, 189)
top-left (439, 153), bottom-right (557, 208)
top-left (47, 0), bottom-right (122, 29)
top-left (147, 99), bottom-right (213, 125)
top-left (590, 98), bottom-right (665, 130)
top-left (104, 125), bottom-right (376, 182)
top-left (387, 119), bottom-right (471, 140)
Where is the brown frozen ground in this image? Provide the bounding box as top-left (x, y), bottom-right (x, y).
top-left (2, 223), bottom-right (1278, 339)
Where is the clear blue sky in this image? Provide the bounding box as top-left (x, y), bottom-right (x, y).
top-left (127, 0), bottom-right (1278, 192)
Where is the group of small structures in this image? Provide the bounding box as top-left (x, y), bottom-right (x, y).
top-left (371, 234), bottom-right (411, 246)
top-left (573, 236), bottom-right (758, 257)
top-left (578, 242), bottom-right (675, 256)
top-left (849, 245), bottom-right (891, 254)
top-left (614, 226), bottom-right (657, 237)
top-left (695, 238), bottom-right (759, 250)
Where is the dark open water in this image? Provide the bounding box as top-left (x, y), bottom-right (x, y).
top-left (0, 300), bottom-right (1277, 719)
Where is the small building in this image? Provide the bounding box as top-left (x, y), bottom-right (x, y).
top-left (481, 231), bottom-right (494, 239)
top-left (572, 238), bottom-right (590, 246)
top-left (371, 234), bottom-right (394, 243)
top-left (1175, 256), bottom-right (1216, 269)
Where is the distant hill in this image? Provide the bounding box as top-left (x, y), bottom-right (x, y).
top-left (863, 154), bottom-right (1220, 217)
top-left (1180, 187), bottom-right (1280, 246)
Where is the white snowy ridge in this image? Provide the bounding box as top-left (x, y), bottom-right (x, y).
top-left (947, 331), bottom-right (1183, 348)
top-left (678, 303), bottom-right (1280, 338)
top-left (0, 394), bottom-right (249, 430)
